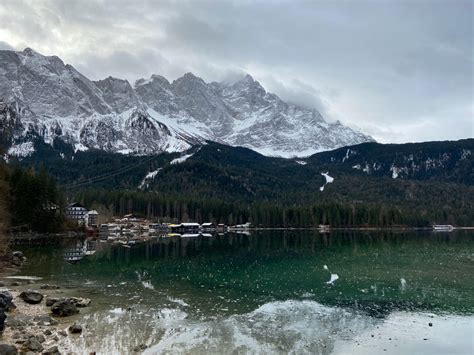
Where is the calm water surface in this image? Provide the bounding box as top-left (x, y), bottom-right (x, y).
top-left (17, 230), bottom-right (474, 354)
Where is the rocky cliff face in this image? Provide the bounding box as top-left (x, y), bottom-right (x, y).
top-left (0, 48), bottom-right (373, 158)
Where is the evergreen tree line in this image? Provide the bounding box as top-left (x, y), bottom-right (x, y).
top-left (0, 164), bottom-right (64, 233)
top-left (76, 189), bottom-right (472, 227)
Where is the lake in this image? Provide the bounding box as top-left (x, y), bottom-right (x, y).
top-left (15, 230), bottom-right (474, 354)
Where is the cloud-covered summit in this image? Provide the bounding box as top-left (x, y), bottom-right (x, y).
top-left (0, 0), bottom-right (472, 143)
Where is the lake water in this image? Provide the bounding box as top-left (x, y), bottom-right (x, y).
top-left (15, 230), bottom-right (474, 354)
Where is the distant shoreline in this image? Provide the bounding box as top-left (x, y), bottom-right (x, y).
top-left (2, 226), bottom-right (473, 244)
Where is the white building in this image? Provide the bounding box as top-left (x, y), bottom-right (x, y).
top-left (65, 202), bottom-right (89, 224)
top-left (86, 210), bottom-right (99, 227)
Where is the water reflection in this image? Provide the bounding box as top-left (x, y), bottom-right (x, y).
top-left (16, 230), bottom-right (474, 354)
top-left (63, 239), bottom-right (97, 262)
top-left (40, 230), bottom-right (474, 317)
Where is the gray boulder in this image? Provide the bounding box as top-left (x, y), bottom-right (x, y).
top-left (51, 299), bottom-right (78, 317)
top-left (19, 290), bottom-right (43, 304)
top-left (0, 290), bottom-right (16, 311)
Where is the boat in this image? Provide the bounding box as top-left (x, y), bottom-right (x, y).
top-left (431, 224), bottom-right (455, 231)
top-left (318, 224), bottom-right (330, 233)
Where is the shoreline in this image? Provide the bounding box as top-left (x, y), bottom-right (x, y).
top-left (4, 226), bottom-right (473, 242)
top-left (0, 256), bottom-right (92, 354)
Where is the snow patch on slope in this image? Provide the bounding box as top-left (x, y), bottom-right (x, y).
top-left (170, 153), bottom-right (194, 165)
top-left (7, 141), bottom-right (35, 158)
top-left (319, 172), bottom-right (334, 191)
top-left (139, 168), bottom-right (163, 189)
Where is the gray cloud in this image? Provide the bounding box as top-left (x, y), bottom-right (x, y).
top-left (0, 0), bottom-right (472, 143)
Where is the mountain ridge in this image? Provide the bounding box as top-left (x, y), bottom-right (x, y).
top-left (0, 47), bottom-right (373, 158)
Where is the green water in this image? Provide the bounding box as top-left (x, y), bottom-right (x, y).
top-left (15, 230), bottom-right (474, 354)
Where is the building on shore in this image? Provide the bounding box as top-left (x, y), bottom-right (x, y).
top-left (65, 202), bottom-right (89, 224)
top-left (86, 210), bottom-right (99, 227)
top-left (65, 202), bottom-right (99, 227)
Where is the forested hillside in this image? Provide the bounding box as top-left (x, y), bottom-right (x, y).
top-left (4, 138), bottom-right (474, 227)
top-left (307, 139), bottom-right (473, 184)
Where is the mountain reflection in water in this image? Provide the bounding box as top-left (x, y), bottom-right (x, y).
top-left (17, 230), bottom-right (474, 354)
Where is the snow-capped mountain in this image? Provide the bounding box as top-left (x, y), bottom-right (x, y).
top-left (0, 48), bottom-right (373, 158)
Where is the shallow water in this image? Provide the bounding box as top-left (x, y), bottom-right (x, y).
top-left (16, 230), bottom-right (474, 354)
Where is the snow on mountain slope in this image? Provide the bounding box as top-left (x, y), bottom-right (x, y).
top-left (0, 48), bottom-right (191, 155)
top-left (0, 48), bottom-right (374, 158)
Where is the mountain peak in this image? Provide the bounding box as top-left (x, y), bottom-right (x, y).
top-left (21, 47), bottom-right (39, 56)
top-left (225, 73), bottom-right (266, 97)
top-left (175, 72), bottom-right (205, 85)
top-left (242, 73), bottom-right (255, 82)
top-left (183, 72), bottom-right (198, 79)
top-left (135, 74), bottom-right (170, 88)
top-left (97, 76), bottom-right (130, 85)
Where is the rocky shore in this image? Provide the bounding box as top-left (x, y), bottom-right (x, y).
top-left (0, 252), bottom-right (92, 354)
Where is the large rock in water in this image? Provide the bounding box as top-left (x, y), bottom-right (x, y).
top-left (69, 297), bottom-right (91, 308)
top-left (51, 299), bottom-right (79, 317)
top-left (19, 290), bottom-right (43, 304)
top-left (10, 251), bottom-right (25, 267)
top-left (68, 323), bottom-right (82, 334)
top-left (0, 291), bottom-right (16, 311)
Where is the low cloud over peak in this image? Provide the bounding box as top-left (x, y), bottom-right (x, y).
top-left (0, 0), bottom-right (472, 143)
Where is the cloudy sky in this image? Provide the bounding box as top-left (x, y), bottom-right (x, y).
top-left (0, 0), bottom-right (472, 143)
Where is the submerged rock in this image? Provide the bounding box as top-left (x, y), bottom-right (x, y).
top-left (68, 323), bottom-right (82, 334)
top-left (34, 314), bottom-right (58, 326)
top-left (45, 297), bottom-right (59, 307)
top-left (22, 336), bottom-right (43, 353)
top-left (0, 343), bottom-right (18, 354)
top-left (5, 314), bottom-right (33, 328)
top-left (19, 290), bottom-right (44, 304)
top-left (11, 251), bottom-right (24, 259)
top-left (42, 345), bottom-right (61, 355)
top-left (51, 299), bottom-right (79, 317)
top-left (9, 251), bottom-right (26, 267)
top-left (39, 284), bottom-right (60, 290)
